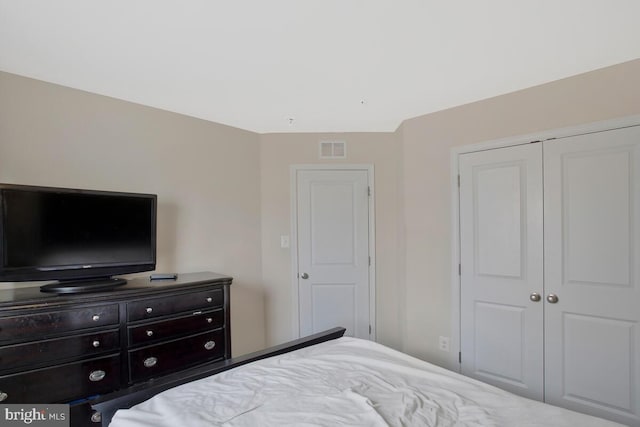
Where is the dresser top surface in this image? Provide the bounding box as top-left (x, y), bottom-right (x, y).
top-left (0, 272), bottom-right (232, 310)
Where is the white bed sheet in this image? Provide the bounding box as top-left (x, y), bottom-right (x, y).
top-left (110, 337), bottom-right (620, 427)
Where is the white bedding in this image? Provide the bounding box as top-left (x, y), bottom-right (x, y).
top-left (110, 337), bottom-right (620, 427)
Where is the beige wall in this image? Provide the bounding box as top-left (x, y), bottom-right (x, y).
top-left (399, 58), bottom-right (640, 368)
top-left (259, 132), bottom-right (403, 349)
top-left (2, 58), bottom-right (639, 368)
top-left (0, 72), bottom-right (265, 356)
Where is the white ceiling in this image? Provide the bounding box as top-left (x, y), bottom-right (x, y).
top-left (1, 1), bottom-right (639, 133)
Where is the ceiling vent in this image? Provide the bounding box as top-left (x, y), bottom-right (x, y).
top-left (319, 140), bottom-right (346, 159)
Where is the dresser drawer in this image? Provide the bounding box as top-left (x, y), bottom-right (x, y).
top-left (0, 304), bottom-right (119, 342)
top-left (128, 308), bottom-right (223, 346)
top-left (0, 354), bottom-right (120, 403)
top-left (127, 289), bottom-right (223, 321)
top-left (129, 329), bottom-right (224, 383)
top-left (0, 330), bottom-right (119, 374)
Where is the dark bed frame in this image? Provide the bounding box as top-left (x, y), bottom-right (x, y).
top-left (71, 327), bottom-right (346, 427)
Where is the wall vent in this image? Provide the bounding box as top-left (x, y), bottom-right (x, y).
top-left (319, 140), bottom-right (346, 159)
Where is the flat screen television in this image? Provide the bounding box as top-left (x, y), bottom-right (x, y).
top-left (0, 183), bottom-right (157, 294)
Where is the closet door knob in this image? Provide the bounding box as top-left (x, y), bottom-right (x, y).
top-left (301, 273), bottom-right (309, 279)
top-left (546, 294), bottom-right (559, 304)
top-left (529, 292), bottom-right (541, 302)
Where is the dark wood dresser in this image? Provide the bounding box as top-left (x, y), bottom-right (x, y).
top-left (0, 272), bottom-right (231, 413)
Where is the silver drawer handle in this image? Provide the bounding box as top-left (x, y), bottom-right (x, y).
top-left (91, 412), bottom-right (102, 423)
top-left (144, 357), bottom-right (158, 368)
top-left (206, 297), bottom-right (212, 303)
top-left (146, 330), bottom-right (154, 337)
top-left (206, 317), bottom-right (213, 324)
top-left (0, 392), bottom-right (7, 402)
top-left (204, 340), bottom-right (216, 350)
top-left (92, 315), bottom-right (100, 321)
top-left (146, 307), bottom-right (153, 314)
top-left (92, 340), bottom-right (101, 348)
top-left (89, 370), bottom-right (106, 382)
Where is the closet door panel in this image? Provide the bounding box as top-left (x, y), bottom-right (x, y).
top-left (459, 143), bottom-right (544, 400)
top-left (544, 126), bottom-right (640, 426)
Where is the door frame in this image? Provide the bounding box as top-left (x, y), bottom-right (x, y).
top-left (449, 114), bottom-right (640, 372)
top-left (290, 164), bottom-right (376, 340)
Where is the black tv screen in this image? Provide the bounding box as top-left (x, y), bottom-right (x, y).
top-left (0, 184), bottom-right (156, 292)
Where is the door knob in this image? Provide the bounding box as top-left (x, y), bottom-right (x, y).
top-left (301, 273), bottom-right (309, 279)
top-left (546, 293), bottom-right (559, 304)
top-left (529, 292), bottom-right (541, 302)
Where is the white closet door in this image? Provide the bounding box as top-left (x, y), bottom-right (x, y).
top-left (544, 126), bottom-right (640, 426)
top-left (459, 143), bottom-right (544, 400)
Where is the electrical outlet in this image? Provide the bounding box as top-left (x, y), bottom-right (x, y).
top-left (280, 235), bottom-right (290, 248)
top-left (438, 336), bottom-right (450, 352)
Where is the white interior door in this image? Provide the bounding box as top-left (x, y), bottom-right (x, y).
top-left (296, 169), bottom-right (371, 339)
top-left (544, 126), bottom-right (640, 426)
top-left (459, 143), bottom-right (544, 400)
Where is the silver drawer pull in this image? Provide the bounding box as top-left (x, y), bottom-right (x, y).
top-left (144, 357), bottom-right (158, 368)
top-left (0, 392), bottom-right (8, 402)
top-left (206, 317), bottom-right (213, 324)
top-left (204, 340), bottom-right (216, 350)
top-left (145, 307), bottom-right (153, 314)
top-left (92, 315), bottom-right (100, 321)
top-left (206, 297), bottom-right (212, 303)
top-left (91, 412), bottom-right (102, 423)
top-left (146, 330), bottom-right (154, 337)
top-left (92, 340), bottom-right (101, 348)
top-left (89, 370), bottom-right (106, 382)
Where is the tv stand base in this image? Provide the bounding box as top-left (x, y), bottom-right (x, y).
top-left (40, 277), bottom-right (127, 294)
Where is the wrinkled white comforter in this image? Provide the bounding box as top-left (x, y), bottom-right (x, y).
top-left (110, 337), bottom-right (620, 426)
